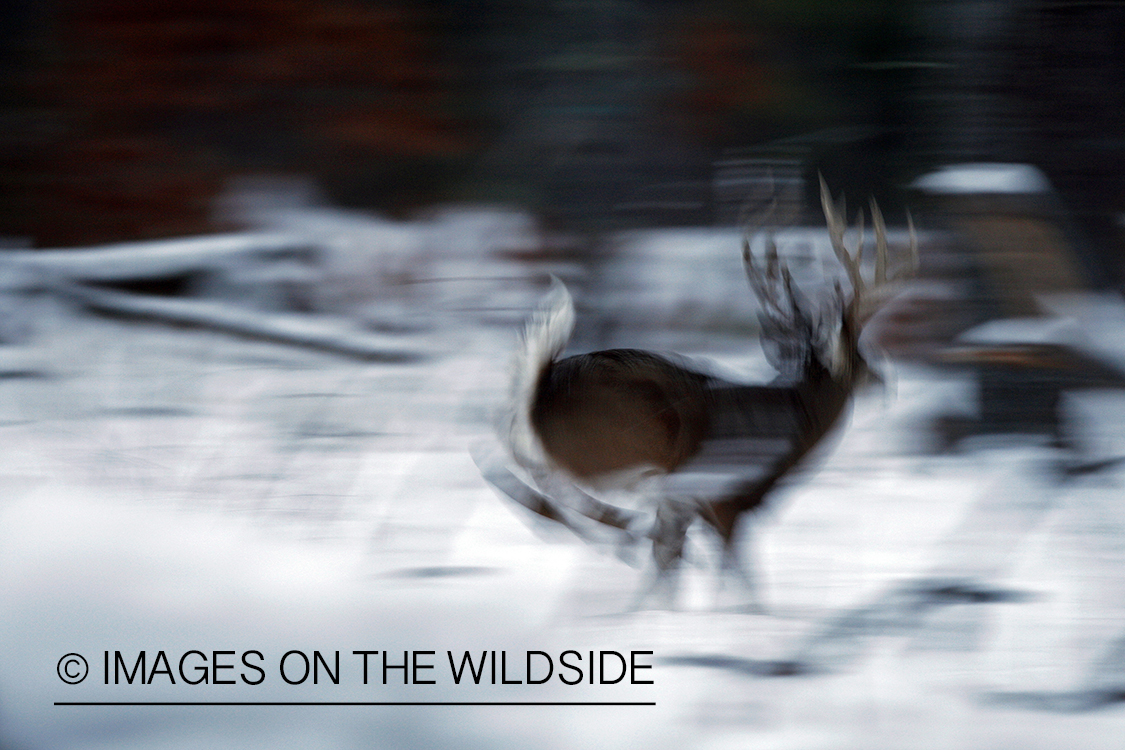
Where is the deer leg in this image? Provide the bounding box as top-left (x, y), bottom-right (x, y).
top-left (715, 530), bottom-right (764, 613)
top-left (630, 496), bottom-right (696, 610)
top-left (472, 445), bottom-right (586, 533)
top-left (650, 497), bottom-right (695, 572)
top-left (702, 479), bottom-right (777, 612)
top-left (471, 443), bottom-right (633, 548)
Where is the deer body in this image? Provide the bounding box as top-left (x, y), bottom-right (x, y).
top-left (531, 346), bottom-right (857, 549)
top-left (481, 179), bottom-right (915, 604)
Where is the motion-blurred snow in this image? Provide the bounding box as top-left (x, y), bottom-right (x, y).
top-left (2, 194), bottom-right (1125, 749)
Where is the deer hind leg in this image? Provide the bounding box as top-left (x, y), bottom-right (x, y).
top-left (650, 496), bottom-right (696, 572)
top-left (471, 443), bottom-right (640, 552)
top-left (528, 467), bottom-right (649, 563)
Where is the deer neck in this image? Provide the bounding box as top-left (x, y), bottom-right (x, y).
top-left (795, 352), bottom-right (857, 438)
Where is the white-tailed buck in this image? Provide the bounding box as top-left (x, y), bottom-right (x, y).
top-left (476, 178), bottom-right (917, 606)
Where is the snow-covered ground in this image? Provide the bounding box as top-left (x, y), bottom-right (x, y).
top-left (2, 205), bottom-right (1125, 749)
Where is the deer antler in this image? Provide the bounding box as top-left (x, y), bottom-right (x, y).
top-left (818, 175), bottom-right (918, 325)
top-left (742, 227), bottom-right (812, 333)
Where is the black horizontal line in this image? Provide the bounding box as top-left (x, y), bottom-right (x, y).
top-left (55, 701), bottom-right (656, 707)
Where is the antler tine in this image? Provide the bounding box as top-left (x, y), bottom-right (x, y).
top-left (780, 261), bottom-right (811, 320)
top-left (764, 233), bottom-right (780, 280)
top-left (901, 210), bottom-right (919, 281)
top-left (870, 197), bottom-right (888, 286)
top-left (742, 237), bottom-right (772, 313)
top-left (743, 233), bottom-right (790, 320)
top-left (858, 199), bottom-right (920, 323)
top-left (741, 237), bottom-right (768, 304)
top-left (743, 175), bottom-right (840, 329)
top-left (855, 206), bottom-right (865, 283)
top-left (819, 175), bottom-right (864, 299)
top-left (874, 202), bottom-right (920, 285)
top-left (738, 177), bottom-right (783, 315)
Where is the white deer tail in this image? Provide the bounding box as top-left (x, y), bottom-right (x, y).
top-left (499, 276), bottom-right (575, 469)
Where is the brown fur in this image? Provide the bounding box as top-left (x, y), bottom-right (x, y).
top-left (531, 333), bottom-right (861, 562)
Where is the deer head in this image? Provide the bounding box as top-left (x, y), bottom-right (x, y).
top-left (744, 176), bottom-right (918, 385)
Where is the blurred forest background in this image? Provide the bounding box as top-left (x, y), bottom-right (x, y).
top-left (0, 0), bottom-right (1123, 275)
